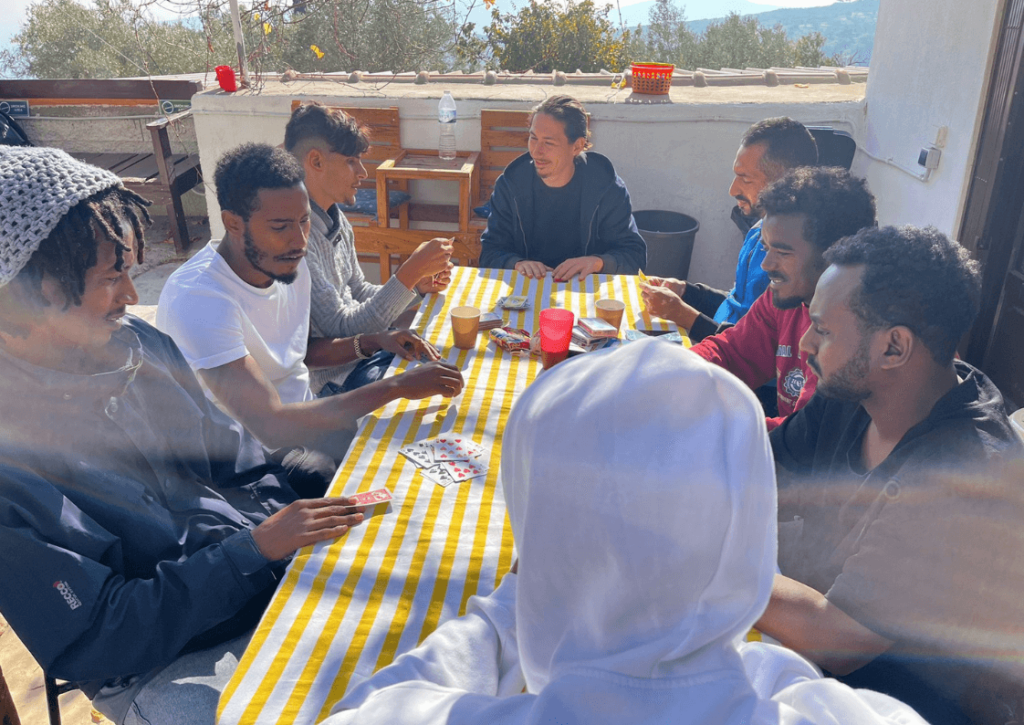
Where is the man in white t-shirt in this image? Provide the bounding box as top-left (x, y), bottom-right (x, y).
top-left (158, 143), bottom-right (464, 460)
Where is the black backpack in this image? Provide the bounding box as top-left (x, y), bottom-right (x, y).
top-left (0, 110), bottom-right (32, 146)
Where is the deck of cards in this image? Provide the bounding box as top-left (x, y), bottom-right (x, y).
top-left (496, 295), bottom-right (530, 310)
top-left (399, 435), bottom-right (490, 487)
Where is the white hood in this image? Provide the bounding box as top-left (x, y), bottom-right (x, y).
top-left (326, 339), bottom-right (929, 725)
top-left (502, 337), bottom-right (777, 694)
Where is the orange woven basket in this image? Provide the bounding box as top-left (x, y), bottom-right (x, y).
top-left (630, 62), bottom-right (675, 95)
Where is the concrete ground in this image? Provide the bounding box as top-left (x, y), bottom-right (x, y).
top-left (0, 214), bottom-right (209, 725)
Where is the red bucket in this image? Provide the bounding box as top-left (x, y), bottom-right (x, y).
top-left (215, 65), bottom-right (238, 92)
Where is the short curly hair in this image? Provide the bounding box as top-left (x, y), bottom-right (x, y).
top-left (284, 102), bottom-right (371, 158)
top-left (741, 117), bottom-right (819, 179)
top-left (758, 167), bottom-right (877, 252)
top-left (824, 225), bottom-right (981, 365)
top-left (214, 143), bottom-right (305, 221)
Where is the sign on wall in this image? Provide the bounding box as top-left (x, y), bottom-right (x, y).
top-left (0, 100), bottom-right (30, 117)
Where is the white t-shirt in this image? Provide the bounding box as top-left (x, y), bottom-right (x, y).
top-left (156, 240), bottom-right (314, 406)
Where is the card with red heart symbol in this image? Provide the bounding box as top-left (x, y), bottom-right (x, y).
top-left (440, 459), bottom-right (488, 482)
top-left (430, 435), bottom-right (486, 462)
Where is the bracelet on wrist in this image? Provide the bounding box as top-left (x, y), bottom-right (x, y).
top-left (353, 333), bottom-right (371, 360)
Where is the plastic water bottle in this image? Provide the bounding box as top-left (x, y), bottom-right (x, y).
top-left (438, 91), bottom-right (457, 161)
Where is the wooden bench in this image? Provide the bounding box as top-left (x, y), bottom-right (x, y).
top-left (290, 101), bottom-right (482, 279)
top-left (71, 110), bottom-right (203, 255)
top-left (4, 79), bottom-right (205, 255)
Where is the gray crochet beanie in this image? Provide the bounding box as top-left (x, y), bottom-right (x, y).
top-left (0, 146), bottom-right (122, 288)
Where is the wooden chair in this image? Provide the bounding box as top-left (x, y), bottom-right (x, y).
top-left (477, 109), bottom-right (531, 212)
top-left (289, 101), bottom-right (482, 277)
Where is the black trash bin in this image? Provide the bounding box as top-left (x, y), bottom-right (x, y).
top-left (633, 210), bottom-right (700, 280)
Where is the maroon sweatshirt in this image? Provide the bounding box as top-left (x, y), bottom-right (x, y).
top-left (690, 289), bottom-right (816, 430)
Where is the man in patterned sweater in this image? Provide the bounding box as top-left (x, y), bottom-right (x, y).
top-left (285, 102), bottom-right (455, 394)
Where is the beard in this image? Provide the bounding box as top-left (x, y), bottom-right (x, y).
top-left (243, 226), bottom-right (298, 285)
top-left (808, 340), bottom-right (871, 403)
top-left (771, 284), bottom-right (805, 310)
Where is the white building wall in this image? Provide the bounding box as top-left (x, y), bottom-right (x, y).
top-left (192, 90), bottom-right (862, 289)
top-left (852, 0), bottom-right (1005, 236)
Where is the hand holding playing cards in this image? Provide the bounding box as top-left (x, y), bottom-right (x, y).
top-left (640, 283), bottom-right (692, 326)
top-left (375, 329), bottom-right (440, 362)
top-left (393, 360), bottom-right (464, 399)
top-left (397, 238), bottom-right (453, 291)
top-left (644, 275), bottom-right (686, 297)
top-left (251, 497), bottom-right (365, 561)
top-left (415, 262), bottom-right (454, 294)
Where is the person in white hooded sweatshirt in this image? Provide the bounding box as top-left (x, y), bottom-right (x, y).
top-left (323, 338), bottom-right (928, 725)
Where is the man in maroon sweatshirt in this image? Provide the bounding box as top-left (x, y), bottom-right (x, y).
top-left (681, 167), bottom-right (876, 429)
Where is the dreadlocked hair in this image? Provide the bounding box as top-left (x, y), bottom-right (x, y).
top-left (18, 185), bottom-right (152, 309)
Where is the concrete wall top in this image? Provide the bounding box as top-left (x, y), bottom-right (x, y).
top-left (192, 80), bottom-right (865, 289)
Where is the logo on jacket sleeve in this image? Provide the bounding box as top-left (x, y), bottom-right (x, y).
top-left (53, 580), bottom-right (82, 610)
top-left (776, 345), bottom-right (793, 358)
top-left (782, 368), bottom-right (806, 399)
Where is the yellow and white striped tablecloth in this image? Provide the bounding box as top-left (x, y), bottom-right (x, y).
top-left (216, 266), bottom-right (678, 725)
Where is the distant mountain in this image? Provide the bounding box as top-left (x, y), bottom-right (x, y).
top-left (617, 1), bottom-right (783, 28)
top-left (684, 0), bottom-right (878, 65)
top-left (462, 0), bottom-right (784, 33)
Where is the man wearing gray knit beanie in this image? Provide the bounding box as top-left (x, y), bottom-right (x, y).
top-left (0, 147), bottom-right (367, 725)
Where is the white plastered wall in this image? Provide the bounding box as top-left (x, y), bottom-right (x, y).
top-left (192, 87), bottom-right (863, 289)
top-left (852, 0), bottom-right (1006, 237)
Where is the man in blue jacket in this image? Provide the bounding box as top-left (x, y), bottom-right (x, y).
top-left (643, 117), bottom-right (819, 342)
top-left (0, 147), bottom-right (365, 725)
top-left (479, 95), bottom-right (646, 281)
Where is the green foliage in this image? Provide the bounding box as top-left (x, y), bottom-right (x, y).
top-left (631, 1), bottom-right (841, 70)
top-left (0, 0), bottom-right (462, 79)
top-left (0, 0), bottom-right (233, 78)
top-left (457, 0), bottom-right (630, 73)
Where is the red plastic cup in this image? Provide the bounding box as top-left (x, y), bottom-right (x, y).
top-left (215, 65), bottom-right (237, 92)
top-left (539, 308), bottom-right (575, 369)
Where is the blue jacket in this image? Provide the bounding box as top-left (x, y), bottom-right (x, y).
top-left (0, 317), bottom-right (295, 696)
top-left (479, 152), bottom-right (647, 274)
top-left (714, 221), bottom-right (769, 324)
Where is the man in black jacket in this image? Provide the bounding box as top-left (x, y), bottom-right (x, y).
top-left (0, 147), bottom-right (365, 725)
top-left (757, 225), bottom-right (1024, 725)
top-left (479, 95), bottom-right (646, 281)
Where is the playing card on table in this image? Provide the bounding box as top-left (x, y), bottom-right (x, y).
top-left (430, 435), bottom-right (486, 461)
top-left (348, 487), bottom-right (393, 506)
top-left (440, 458), bottom-right (488, 482)
top-left (399, 442), bottom-right (436, 469)
top-left (497, 295), bottom-right (530, 310)
top-left (421, 463), bottom-right (458, 487)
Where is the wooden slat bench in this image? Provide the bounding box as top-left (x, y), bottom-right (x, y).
top-left (3, 79), bottom-right (205, 255)
top-left (68, 109), bottom-right (202, 255)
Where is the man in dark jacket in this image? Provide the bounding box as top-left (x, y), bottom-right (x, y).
top-left (0, 147), bottom-right (365, 725)
top-left (479, 95), bottom-right (646, 280)
top-left (757, 225), bottom-right (1024, 725)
